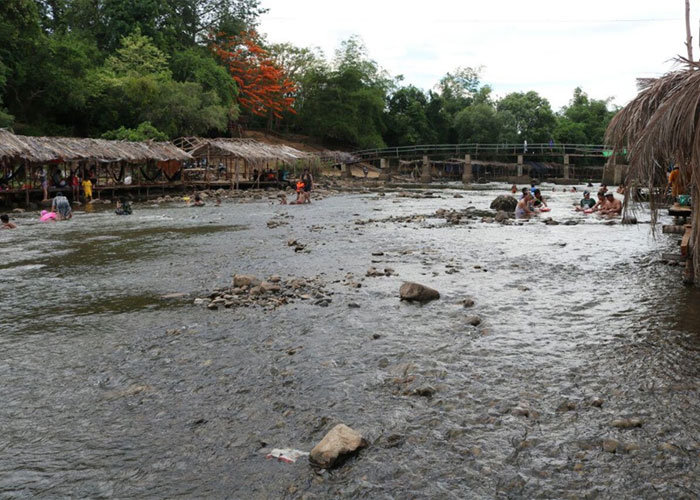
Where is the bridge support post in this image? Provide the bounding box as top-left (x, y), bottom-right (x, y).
top-left (563, 155), bottom-right (570, 179)
top-left (517, 155), bottom-right (524, 177)
top-left (462, 154), bottom-right (472, 184)
top-left (378, 158), bottom-right (389, 181)
top-left (421, 155), bottom-right (432, 183)
top-left (341, 163), bottom-right (352, 179)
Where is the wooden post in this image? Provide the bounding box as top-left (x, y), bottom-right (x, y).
top-left (378, 158), bottom-right (389, 181)
top-left (25, 161), bottom-right (30, 207)
top-left (563, 154), bottom-right (570, 179)
top-left (421, 155), bottom-right (432, 183)
top-left (462, 154), bottom-right (472, 184)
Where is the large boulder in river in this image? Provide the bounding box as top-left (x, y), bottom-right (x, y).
top-left (490, 195), bottom-right (518, 212)
top-left (233, 274), bottom-right (261, 288)
top-left (309, 424), bottom-right (367, 469)
top-left (400, 282), bottom-right (440, 303)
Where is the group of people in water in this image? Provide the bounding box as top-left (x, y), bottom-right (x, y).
top-left (2, 169), bottom-right (317, 229)
top-left (512, 181), bottom-right (623, 218)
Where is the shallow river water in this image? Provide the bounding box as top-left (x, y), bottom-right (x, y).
top-left (1, 183), bottom-right (699, 499)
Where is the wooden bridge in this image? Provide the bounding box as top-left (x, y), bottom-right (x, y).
top-left (346, 143), bottom-right (627, 184)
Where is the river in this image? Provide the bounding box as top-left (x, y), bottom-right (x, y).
top-left (1, 183), bottom-right (699, 499)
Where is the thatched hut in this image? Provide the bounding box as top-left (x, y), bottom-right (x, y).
top-left (174, 137), bottom-right (313, 187)
top-left (605, 66), bottom-right (700, 283)
top-left (0, 129), bottom-right (192, 203)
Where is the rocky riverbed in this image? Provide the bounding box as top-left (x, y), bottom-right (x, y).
top-left (1, 182), bottom-right (700, 498)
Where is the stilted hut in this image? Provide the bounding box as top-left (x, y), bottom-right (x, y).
top-left (174, 137), bottom-right (313, 189)
top-left (0, 129), bottom-right (192, 206)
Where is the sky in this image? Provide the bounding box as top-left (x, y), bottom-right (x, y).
top-left (258, 0), bottom-right (691, 110)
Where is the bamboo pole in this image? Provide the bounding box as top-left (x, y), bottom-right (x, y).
top-left (686, 0), bottom-right (694, 62)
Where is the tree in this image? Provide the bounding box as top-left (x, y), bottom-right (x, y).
top-left (292, 36), bottom-right (388, 148)
top-left (90, 30), bottom-right (229, 137)
top-left (554, 87), bottom-right (617, 144)
top-left (102, 121), bottom-right (168, 141)
top-left (497, 91), bottom-right (556, 143)
top-left (384, 85), bottom-right (436, 145)
top-left (210, 30), bottom-right (296, 125)
top-left (454, 102), bottom-right (501, 144)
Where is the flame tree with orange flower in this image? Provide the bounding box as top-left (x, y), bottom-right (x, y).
top-left (210, 30), bottom-right (296, 128)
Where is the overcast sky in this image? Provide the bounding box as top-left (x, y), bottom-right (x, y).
top-left (258, 0), bottom-right (691, 110)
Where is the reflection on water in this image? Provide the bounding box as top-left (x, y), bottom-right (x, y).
top-left (1, 183), bottom-right (699, 498)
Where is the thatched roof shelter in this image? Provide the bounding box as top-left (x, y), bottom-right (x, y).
top-left (183, 137), bottom-right (310, 164)
top-left (0, 129), bottom-right (192, 164)
top-left (605, 66), bottom-right (700, 281)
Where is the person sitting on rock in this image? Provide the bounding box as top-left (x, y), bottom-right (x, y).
top-left (600, 192), bottom-right (622, 216)
top-left (193, 194), bottom-right (205, 207)
top-left (575, 191), bottom-right (596, 211)
top-left (1, 214), bottom-right (17, 229)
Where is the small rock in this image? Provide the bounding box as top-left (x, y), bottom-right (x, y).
top-left (233, 274), bottom-right (261, 288)
top-left (494, 211), bottom-right (509, 223)
top-left (372, 333), bottom-right (381, 340)
top-left (207, 302), bottom-right (218, 310)
top-left (260, 282), bottom-right (281, 293)
top-left (194, 298), bottom-right (206, 305)
top-left (454, 194), bottom-right (464, 198)
top-left (602, 439), bottom-right (619, 453)
top-left (611, 418), bottom-right (643, 429)
top-left (309, 424), bottom-right (368, 469)
top-left (556, 400), bottom-right (577, 412)
top-left (399, 282), bottom-right (440, 303)
top-left (465, 315), bottom-right (482, 327)
top-left (371, 251), bottom-right (384, 256)
top-left (412, 386), bottom-right (436, 397)
top-left (460, 298), bottom-right (475, 308)
top-left (268, 275), bottom-right (281, 283)
top-left (590, 397), bottom-right (604, 408)
top-left (348, 303), bottom-right (361, 308)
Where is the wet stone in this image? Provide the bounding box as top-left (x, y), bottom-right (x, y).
top-left (602, 439), bottom-right (619, 453)
top-left (611, 417), bottom-right (643, 429)
top-left (399, 282), bottom-right (440, 303)
top-left (309, 424), bottom-right (368, 469)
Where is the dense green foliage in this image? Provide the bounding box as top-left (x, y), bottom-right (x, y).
top-left (0, 1), bottom-right (618, 148)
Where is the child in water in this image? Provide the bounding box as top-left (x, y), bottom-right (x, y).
top-left (1, 214), bottom-right (17, 229)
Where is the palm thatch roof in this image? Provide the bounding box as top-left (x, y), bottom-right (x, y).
top-left (605, 66), bottom-right (700, 280)
top-left (183, 137), bottom-right (311, 164)
top-left (0, 129), bottom-right (192, 164)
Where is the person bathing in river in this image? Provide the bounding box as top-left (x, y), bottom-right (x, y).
top-left (193, 194), bottom-right (205, 207)
top-left (575, 191), bottom-right (596, 211)
top-left (301, 168), bottom-right (313, 203)
top-left (1, 214), bottom-right (17, 229)
top-left (616, 184), bottom-right (626, 195)
top-left (520, 187), bottom-right (529, 199)
top-left (115, 198), bottom-right (132, 215)
top-left (516, 192), bottom-right (535, 218)
top-left (52, 191), bottom-right (72, 220)
top-left (600, 192), bottom-right (622, 216)
top-left (532, 189), bottom-right (547, 208)
top-left (510, 184), bottom-right (518, 194)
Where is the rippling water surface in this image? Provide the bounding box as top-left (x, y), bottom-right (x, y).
top-left (1, 183), bottom-right (699, 499)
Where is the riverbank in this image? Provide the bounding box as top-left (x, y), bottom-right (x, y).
top-left (1, 183), bottom-right (699, 498)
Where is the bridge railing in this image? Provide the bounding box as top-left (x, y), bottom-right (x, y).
top-left (351, 143), bottom-right (615, 160)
